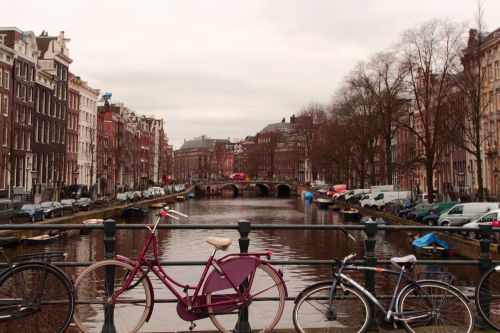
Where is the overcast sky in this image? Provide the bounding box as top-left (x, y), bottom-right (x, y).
top-left (2, 0), bottom-right (499, 148)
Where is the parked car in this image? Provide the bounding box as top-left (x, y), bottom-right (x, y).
top-left (133, 191), bottom-right (142, 201)
top-left (41, 201), bottom-right (64, 218)
top-left (61, 199), bottom-right (79, 214)
top-left (400, 203), bottom-right (432, 220)
top-left (125, 191), bottom-right (136, 202)
top-left (415, 201), bottom-right (458, 223)
top-left (461, 209), bottom-right (500, 239)
top-left (422, 206), bottom-right (454, 226)
top-left (438, 202), bottom-right (500, 227)
top-left (0, 199), bottom-right (15, 224)
top-left (142, 189), bottom-right (153, 199)
top-left (116, 193), bottom-right (129, 203)
top-left (19, 204), bottom-right (45, 222)
top-left (75, 197), bottom-right (93, 211)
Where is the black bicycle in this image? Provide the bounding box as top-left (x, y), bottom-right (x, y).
top-left (292, 229), bottom-right (474, 333)
top-left (0, 239), bottom-right (75, 332)
top-left (475, 264), bottom-right (500, 331)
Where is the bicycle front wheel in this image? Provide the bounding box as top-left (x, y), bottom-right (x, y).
top-left (206, 263), bottom-right (286, 333)
top-left (397, 281), bottom-right (474, 333)
top-left (73, 259), bottom-right (152, 333)
top-left (293, 282), bottom-right (371, 333)
top-left (0, 262), bottom-right (74, 333)
top-left (476, 265), bottom-right (500, 331)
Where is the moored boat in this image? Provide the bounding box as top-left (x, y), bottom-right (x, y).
top-left (149, 202), bottom-right (166, 208)
top-left (176, 195), bottom-right (186, 202)
top-left (412, 233), bottom-right (449, 256)
top-left (82, 218), bottom-right (104, 225)
top-left (340, 208), bottom-right (361, 221)
top-left (123, 204), bottom-right (149, 217)
top-left (316, 198), bottom-right (333, 209)
top-left (0, 237), bottom-right (21, 248)
top-left (23, 233), bottom-right (59, 246)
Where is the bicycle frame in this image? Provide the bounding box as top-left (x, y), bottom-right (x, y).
top-left (329, 259), bottom-right (466, 323)
top-left (111, 211), bottom-right (286, 322)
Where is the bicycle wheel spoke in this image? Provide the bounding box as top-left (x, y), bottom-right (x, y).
top-left (207, 263), bottom-right (285, 333)
top-left (399, 282), bottom-right (474, 333)
top-left (476, 266), bottom-right (500, 331)
top-left (0, 264), bottom-right (74, 333)
top-left (293, 284), bottom-right (370, 333)
top-left (73, 260), bottom-right (151, 333)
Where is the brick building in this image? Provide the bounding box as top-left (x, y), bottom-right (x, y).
top-left (67, 73), bottom-right (79, 185)
top-left (0, 34), bottom-right (13, 195)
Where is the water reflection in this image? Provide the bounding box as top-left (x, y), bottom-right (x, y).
top-left (2, 196), bottom-right (481, 331)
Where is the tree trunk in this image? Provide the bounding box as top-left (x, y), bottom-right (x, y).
top-left (426, 161), bottom-right (434, 204)
top-left (385, 139), bottom-right (392, 184)
top-left (476, 142), bottom-right (484, 201)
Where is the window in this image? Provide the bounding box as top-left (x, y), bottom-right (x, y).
top-left (2, 95), bottom-right (8, 115)
top-left (495, 61), bottom-right (500, 80)
top-left (0, 68), bottom-right (2, 87)
top-left (449, 205), bottom-right (463, 215)
top-left (488, 65), bottom-right (493, 82)
top-left (2, 123), bottom-right (7, 146)
top-left (3, 72), bottom-right (8, 90)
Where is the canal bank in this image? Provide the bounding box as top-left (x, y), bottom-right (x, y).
top-left (0, 190), bottom-right (192, 239)
top-left (332, 199), bottom-right (500, 260)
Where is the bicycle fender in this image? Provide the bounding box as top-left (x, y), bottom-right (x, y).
top-left (115, 255), bottom-right (155, 322)
top-left (396, 279), bottom-right (470, 308)
top-left (294, 281), bottom-right (333, 304)
top-left (261, 262), bottom-right (288, 297)
top-left (203, 256), bottom-right (258, 294)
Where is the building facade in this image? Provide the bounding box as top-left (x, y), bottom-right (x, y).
top-left (0, 34), bottom-right (13, 196)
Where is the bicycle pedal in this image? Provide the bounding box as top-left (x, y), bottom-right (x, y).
top-left (189, 321), bottom-right (196, 331)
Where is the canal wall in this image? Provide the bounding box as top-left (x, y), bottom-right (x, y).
top-left (0, 190), bottom-right (191, 240)
top-left (332, 199), bottom-right (500, 260)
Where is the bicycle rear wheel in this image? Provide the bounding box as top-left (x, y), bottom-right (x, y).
top-left (476, 265), bottom-right (500, 331)
top-left (0, 262), bottom-right (74, 333)
top-left (73, 259), bottom-right (152, 333)
top-left (206, 263), bottom-right (286, 333)
top-left (293, 282), bottom-right (371, 333)
top-left (397, 281), bottom-right (474, 333)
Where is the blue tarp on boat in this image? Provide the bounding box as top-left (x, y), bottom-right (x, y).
top-left (304, 192), bottom-right (314, 200)
top-left (412, 233), bottom-right (449, 250)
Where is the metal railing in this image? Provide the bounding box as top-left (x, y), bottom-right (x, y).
top-left (0, 221), bottom-right (498, 331)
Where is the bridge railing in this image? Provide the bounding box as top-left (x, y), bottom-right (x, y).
top-left (0, 222), bottom-right (497, 331)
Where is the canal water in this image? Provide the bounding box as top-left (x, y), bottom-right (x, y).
top-left (3, 196), bottom-right (481, 331)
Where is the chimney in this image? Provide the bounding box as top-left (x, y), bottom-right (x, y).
top-left (281, 117), bottom-right (285, 123)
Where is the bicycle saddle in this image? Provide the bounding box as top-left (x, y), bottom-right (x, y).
top-left (390, 254), bottom-right (417, 268)
top-left (206, 236), bottom-right (232, 250)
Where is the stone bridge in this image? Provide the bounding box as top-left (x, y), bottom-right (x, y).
top-left (194, 181), bottom-right (307, 198)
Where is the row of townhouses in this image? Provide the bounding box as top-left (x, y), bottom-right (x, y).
top-left (0, 27), bottom-right (172, 201)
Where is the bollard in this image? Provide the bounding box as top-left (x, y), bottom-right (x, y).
top-left (364, 221), bottom-right (378, 331)
top-left (476, 224), bottom-right (493, 329)
top-left (103, 219), bottom-right (117, 333)
top-left (234, 220), bottom-right (251, 333)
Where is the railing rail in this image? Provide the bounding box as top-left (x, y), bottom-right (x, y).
top-left (0, 221), bottom-right (498, 331)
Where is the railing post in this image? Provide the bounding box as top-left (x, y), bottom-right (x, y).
top-left (103, 219), bottom-right (117, 333)
top-left (234, 219), bottom-right (251, 333)
top-left (476, 224), bottom-right (493, 329)
top-left (364, 221), bottom-right (378, 331)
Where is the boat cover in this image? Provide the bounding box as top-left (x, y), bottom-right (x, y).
top-left (412, 233), bottom-right (448, 250)
top-left (304, 192), bottom-right (314, 199)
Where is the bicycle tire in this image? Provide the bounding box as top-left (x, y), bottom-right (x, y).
top-left (475, 265), bottom-right (500, 331)
top-left (397, 281), bottom-right (474, 333)
top-left (293, 282), bottom-right (371, 333)
top-left (206, 263), bottom-right (286, 333)
top-left (73, 259), bottom-right (152, 333)
top-left (0, 262), bottom-right (74, 333)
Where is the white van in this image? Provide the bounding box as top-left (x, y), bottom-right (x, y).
top-left (417, 193), bottom-right (437, 203)
top-left (360, 193), bottom-right (378, 208)
top-left (438, 202), bottom-right (500, 226)
top-left (369, 191), bottom-right (411, 210)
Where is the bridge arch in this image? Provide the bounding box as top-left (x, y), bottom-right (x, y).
top-left (276, 184), bottom-right (291, 198)
top-left (221, 183), bottom-right (239, 197)
top-left (242, 183), bottom-right (270, 196)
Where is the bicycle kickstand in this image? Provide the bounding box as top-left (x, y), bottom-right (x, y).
top-left (189, 321), bottom-right (196, 331)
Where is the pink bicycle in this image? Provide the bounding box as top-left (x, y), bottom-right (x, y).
top-left (73, 208), bottom-right (287, 333)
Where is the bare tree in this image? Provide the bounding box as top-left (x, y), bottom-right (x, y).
top-left (445, 0), bottom-right (493, 201)
top-left (398, 19), bottom-right (465, 203)
top-left (351, 51), bottom-right (407, 184)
